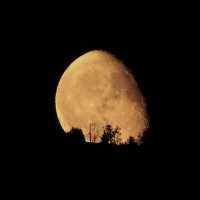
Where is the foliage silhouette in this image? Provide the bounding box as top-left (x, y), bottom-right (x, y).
top-left (125, 133), bottom-right (147, 146)
top-left (101, 130), bottom-right (109, 144)
top-left (136, 132), bottom-right (147, 146)
top-left (65, 127), bottom-right (85, 144)
top-left (127, 135), bottom-right (135, 145)
top-left (113, 125), bottom-right (122, 145)
top-left (101, 125), bottom-right (122, 144)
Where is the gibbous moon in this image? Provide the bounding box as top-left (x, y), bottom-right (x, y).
top-left (55, 50), bottom-right (149, 143)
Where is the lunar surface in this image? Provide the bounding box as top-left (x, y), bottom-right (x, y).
top-left (55, 50), bottom-right (149, 143)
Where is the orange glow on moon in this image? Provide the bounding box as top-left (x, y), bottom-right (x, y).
top-left (55, 50), bottom-right (149, 143)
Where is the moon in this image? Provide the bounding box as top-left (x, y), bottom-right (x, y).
top-left (55, 50), bottom-right (149, 143)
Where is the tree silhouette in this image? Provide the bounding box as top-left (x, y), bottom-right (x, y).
top-left (105, 125), bottom-right (113, 144)
top-left (135, 133), bottom-right (146, 146)
top-left (65, 127), bottom-right (85, 143)
top-left (101, 129), bottom-right (109, 144)
top-left (101, 125), bottom-right (122, 144)
top-left (126, 133), bottom-right (146, 146)
top-left (113, 125), bottom-right (122, 145)
top-left (127, 135), bottom-right (135, 145)
top-left (91, 124), bottom-right (101, 143)
top-left (88, 123), bottom-right (101, 143)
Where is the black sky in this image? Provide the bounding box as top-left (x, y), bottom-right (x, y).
top-left (3, 2), bottom-right (198, 151)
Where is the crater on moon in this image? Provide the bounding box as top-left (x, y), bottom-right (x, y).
top-left (55, 50), bottom-right (149, 143)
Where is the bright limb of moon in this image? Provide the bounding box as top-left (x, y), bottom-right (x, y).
top-left (55, 50), bottom-right (149, 143)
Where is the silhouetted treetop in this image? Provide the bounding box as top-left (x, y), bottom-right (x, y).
top-left (101, 125), bottom-right (122, 145)
top-left (65, 127), bottom-right (85, 143)
top-left (126, 136), bottom-right (135, 145)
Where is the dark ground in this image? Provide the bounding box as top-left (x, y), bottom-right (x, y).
top-left (2, 2), bottom-right (198, 198)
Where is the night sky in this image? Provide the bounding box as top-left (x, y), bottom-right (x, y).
top-left (3, 2), bottom-right (198, 196)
